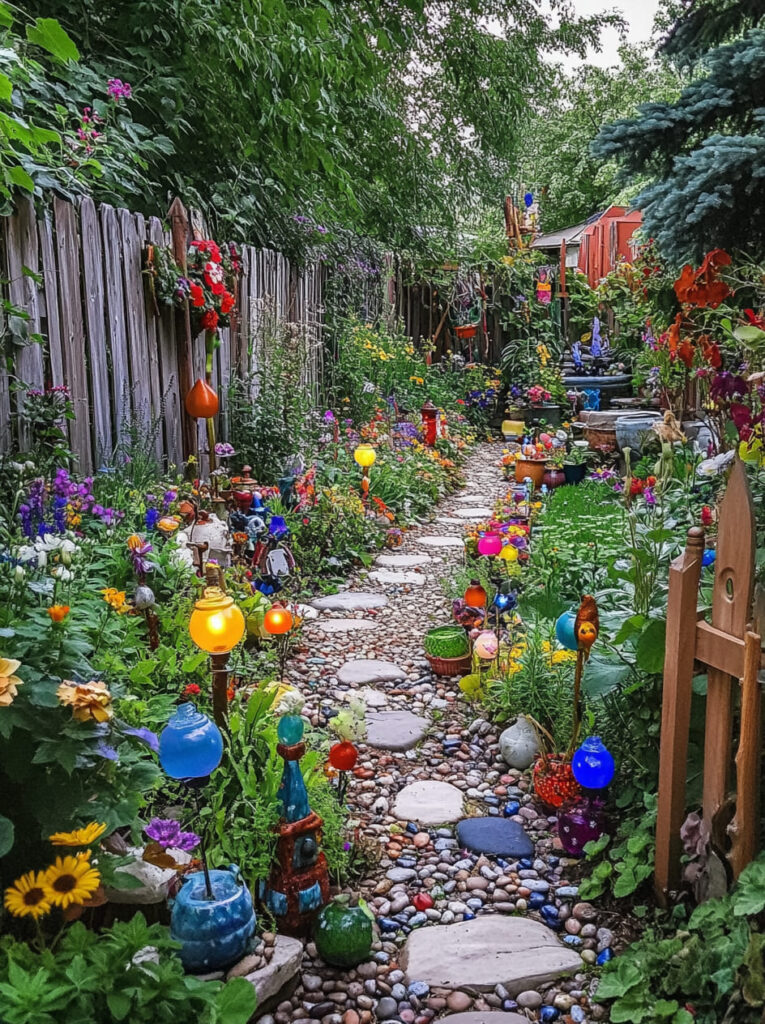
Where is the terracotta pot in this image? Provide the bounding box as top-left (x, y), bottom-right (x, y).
top-left (515, 458), bottom-right (546, 488)
top-left (543, 468), bottom-right (565, 489)
top-left (532, 755), bottom-right (580, 810)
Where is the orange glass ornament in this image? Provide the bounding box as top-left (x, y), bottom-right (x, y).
top-left (464, 579), bottom-right (487, 608)
top-left (263, 607), bottom-right (294, 635)
top-left (185, 378), bottom-right (219, 419)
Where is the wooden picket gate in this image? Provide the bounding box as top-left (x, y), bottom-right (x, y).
top-left (655, 459), bottom-right (764, 902)
top-left (0, 195), bottom-right (326, 473)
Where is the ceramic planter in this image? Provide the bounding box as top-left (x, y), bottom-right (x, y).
top-left (563, 462), bottom-right (587, 485)
top-left (532, 755), bottom-right (580, 810)
top-left (314, 899), bottom-right (374, 968)
top-left (514, 458), bottom-right (546, 489)
top-left (424, 625), bottom-right (469, 659)
top-left (170, 864), bottom-right (256, 972)
top-left (543, 467), bottom-right (566, 490)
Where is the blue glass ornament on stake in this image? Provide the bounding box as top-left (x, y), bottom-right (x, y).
top-left (159, 703), bottom-right (223, 780)
top-left (702, 548), bottom-right (716, 568)
top-left (555, 610), bottom-right (578, 652)
top-left (269, 515), bottom-right (289, 538)
top-left (524, 192), bottom-right (534, 208)
top-left (571, 736), bottom-right (615, 790)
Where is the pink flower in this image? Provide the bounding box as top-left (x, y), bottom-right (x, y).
top-left (107, 78), bottom-right (132, 100)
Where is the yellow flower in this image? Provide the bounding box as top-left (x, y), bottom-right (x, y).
top-left (156, 516), bottom-right (180, 534)
top-left (49, 822), bottom-right (107, 847)
top-left (0, 658), bottom-right (23, 706)
top-left (43, 854), bottom-right (101, 909)
top-left (4, 871), bottom-right (51, 919)
top-left (550, 650), bottom-right (578, 665)
top-left (57, 680), bottom-right (113, 723)
top-left (101, 587), bottom-right (128, 613)
top-left (126, 534), bottom-right (144, 550)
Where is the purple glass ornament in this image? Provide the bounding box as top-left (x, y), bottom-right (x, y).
top-left (557, 794), bottom-right (608, 858)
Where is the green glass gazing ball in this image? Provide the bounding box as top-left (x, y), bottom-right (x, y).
top-left (277, 714), bottom-right (305, 745)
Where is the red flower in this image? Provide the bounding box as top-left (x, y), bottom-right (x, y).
top-left (701, 505), bottom-right (713, 527)
top-left (183, 683), bottom-right (201, 697)
top-left (674, 249), bottom-right (732, 308)
top-left (630, 478), bottom-right (645, 496)
top-left (220, 291), bottom-right (235, 314)
top-left (189, 283), bottom-right (205, 307)
top-left (744, 308), bottom-right (765, 330)
top-left (700, 335), bottom-right (722, 369)
top-left (200, 309), bottom-right (219, 331)
top-left (191, 239), bottom-right (221, 263)
top-left (646, 475), bottom-right (656, 486)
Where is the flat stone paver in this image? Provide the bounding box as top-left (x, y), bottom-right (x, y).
top-left (454, 494), bottom-right (488, 504)
top-left (393, 780), bottom-right (464, 824)
top-left (317, 618), bottom-right (380, 634)
top-left (369, 569), bottom-right (427, 587)
top-left (456, 817), bottom-right (534, 858)
top-left (418, 535), bottom-right (465, 549)
top-left (375, 553), bottom-right (432, 567)
top-left (312, 592), bottom-right (388, 611)
top-left (454, 506), bottom-right (493, 519)
top-left (337, 659), bottom-right (406, 685)
top-left (341, 686), bottom-right (388, 708)
top-left (439, 1014), bottom-right (527, 1024)
top-left (435, 516), bottom-right (464, 525)
top-left (401, 916), bottom-right (581, 994)
top-left (366, 710), bottom-right (429, 751)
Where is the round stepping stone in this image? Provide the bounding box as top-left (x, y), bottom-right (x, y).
top-left (341, 686), bottom-right (388, 708)
top-left (400, 916), bottom-right (581, 993)
top-left (317, 618), bottom-right (379, 634)
top-left (375, 553), bottom-right (432, 567)
top-left (393, 781), bottom-right (464, 825)
top-left (366, 710), bottom-right (429, 751)
top-left (456, 817), bottom-right (534, 859)
top-left (438, 1014), bottom-right (527, 1024)
top-left (311, 592), bottom-right (388, 611)
top-left (369, 569), bottom-right (426, 587)
top-left (454, 506), bottom-right (493, 519)
top-left (454, 494), bottom-right (488, 504)
top-left (418, 535), bottom-right (465, 549)
top-left (337, 660), bottom-right (406, 685)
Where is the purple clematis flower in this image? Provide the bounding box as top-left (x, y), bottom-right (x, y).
top-left (145, 818), bottom-right (199, 851)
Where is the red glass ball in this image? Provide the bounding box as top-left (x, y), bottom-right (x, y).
top-left (412, 892), bottom-right (434, 911)
top-left (329, 741), bottom-right (358, 772)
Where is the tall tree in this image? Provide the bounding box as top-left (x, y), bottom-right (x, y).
top-left (592, 0), bottom-right (765, 263)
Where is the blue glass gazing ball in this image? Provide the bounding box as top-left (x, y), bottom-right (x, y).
top-left (524, 192), bottom-right (534, 208)
top-left (702, 548), bottom-right (716, 567)
top-left (494, 593), bottom-right (511, 611)
top-left (555, 610), bottom-right (578, 651)
top-left (572, 736), bottom-right (615, 790)
top-left (159, 703), bottom-right (223, 779)
top-left (269, 515), bottom-right (288, 538)
top-left (277, 714), bottom-right (304, 745)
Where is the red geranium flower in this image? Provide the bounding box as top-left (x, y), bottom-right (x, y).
top-left (674, 249), bottom-right (732, 308)
top-left (220, 291), bottom-right (235, 314)
top-left (183, 683), bottom-right (201, 697)
top-left (200, 309), bottom-right (219, 331)
top-left (630, 478), bottom-right (645, 496)
top-left (701, 505), bottom-right (713, 527)
top-left (189, 282), bottom-right (205, 307)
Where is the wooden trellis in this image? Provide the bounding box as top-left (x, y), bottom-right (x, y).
top-left (655, 458), bottom-right (763, 902)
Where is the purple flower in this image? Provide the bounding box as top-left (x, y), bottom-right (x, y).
top-left (323, 410), bottom-right (335, 422)
top-left (176, 831), bottom-right (201, 852)
top-left (122, 724), bottom-right (159, 751)
top-left (107, 78), bottom-right (132, 100)
top-left (643, 486), bottom-right (656, 507)
top-left (145, 818), bottom-right (199, 851)
top-left (145, 508), bottom-right (160, 530)
top-left (96, 741), bottom-right (119, 762)
top-left (162, 490), bottom-right (177, 509)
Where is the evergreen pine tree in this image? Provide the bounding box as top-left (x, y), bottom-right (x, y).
top-left (592, 1), bottom-right (765, 262)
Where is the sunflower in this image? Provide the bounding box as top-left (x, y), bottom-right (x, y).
top-left (4, 871), bottom-right (51, 919)
top-left (47, 605), bottom-right (70, 622)
top-left (43, 854), bottom-right (101, 909)
top-left (56, 680), bottom-right (113, 723)
top-left (49, 821), bottom-right (107, 847)
top-left (0, 657), bottom-right (23, 706)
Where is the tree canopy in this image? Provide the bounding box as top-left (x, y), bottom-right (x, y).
top-left (17, 0), bottom-right (619, 258)
top-left (592, 0), bottom-right (765, 263)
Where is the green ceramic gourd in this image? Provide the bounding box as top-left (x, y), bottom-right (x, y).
top-left (424, 625), bottom-right (469, 659)
top-left (313, 895), bottom-right (374, 968)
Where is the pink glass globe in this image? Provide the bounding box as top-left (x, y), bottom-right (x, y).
top-left (474, 630), bottom-right (499, 659)
top-left (477, 533), bottom-right (503, 557)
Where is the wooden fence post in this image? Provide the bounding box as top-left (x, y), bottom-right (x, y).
top-left (654, 526), bottom-right (705, 903)
top-left (168, 198), bottom-right (196, 465)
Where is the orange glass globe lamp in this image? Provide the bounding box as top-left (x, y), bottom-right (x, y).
top-left (353, 444), bottom-right (376, 469)
top-left (464, 579), bottom-right (487, 608)
top-left (189, 587), bottom-right (245, 654)
top-left (263, 606), bottom-right (294, 636)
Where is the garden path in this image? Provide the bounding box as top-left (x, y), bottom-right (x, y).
top-left (272, 444), bottom-right (612, 1024)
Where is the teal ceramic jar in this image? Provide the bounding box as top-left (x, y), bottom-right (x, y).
top-left (314, 897), bottom-right (374, 968)
top-left (170, 864), bottom-right (256, 972)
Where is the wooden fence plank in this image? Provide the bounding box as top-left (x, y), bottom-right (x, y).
top-left (80, 197), bottom-right (113, 463)
top-left (54, 197), bottom-right (93, 473)
top-left (728, 630), bottom-right (762, 878)
top-left (38, 213), bottom-right (64, 388)
top-left (5, 196), bottom-right (44, 449)
top-left (119, 208), bottom-right (152, 438)
top-left (134, 212), bottom-right (163, 464)
top-left (148, 216), bottom-right (182, 471)
top-left (100, 204), bottom-right (131, 444)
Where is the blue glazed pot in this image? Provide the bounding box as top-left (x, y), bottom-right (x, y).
top-left (170, 864), bottom-right (256, 972)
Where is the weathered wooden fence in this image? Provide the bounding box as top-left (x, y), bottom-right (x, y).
top-left (0, 196), bottom-right (325, 473)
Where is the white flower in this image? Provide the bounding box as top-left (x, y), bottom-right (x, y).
top-left (274, 689), bottom-right (305, 715)
top-left (15, 545), bottom-right (37, 565)
top-left (697, 450), bottom-right (735, 477)
top-left (170, 532), bottom-right (195, 570)
top-left (51, 566), bottom-right (73, 582)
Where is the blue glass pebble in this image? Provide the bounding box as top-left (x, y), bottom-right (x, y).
top-left (540, 903), bottom-right (558, 919)
top-left (528, 892), bottom-right (546, 909)
top-left (504, 801), bottom-right (521, 816)
top-left (408, 982), bottom-right (430, 998)
top-left (462, 912), bottom-right (475, 920)
top-left (540, 1006), bottom-right (560, 1023)
top-left (502, 1001), bottom-right (518, 1012)
top-left (519, 857), bottom-right (533, 869)
top-left (406, 822), bottom-right (419, 834)
top-left (547, 856), bottom-right (559, 867)
top-left (596, 947), bottom-right (613, 965)
top-left (378, 918), bottom-right (399, 933)
top-left (570, 1006), bottom-right (586, 1023)
top-left (563, 935), bottom-right (583, 947)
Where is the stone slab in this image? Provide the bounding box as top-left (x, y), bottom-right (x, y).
top-left (418, 536), bottom-right (465, 549)
top-left (454, 507), bottom-right (493, 519)
top-left (435, 516), bottom-right (464, 525)
top-left (337, 659), bottom-right (406, 685)
top-left (440, 1014), bottom-right (527, 1024)
top-left (317, 618), bottom-right (380, 634)
top-left (243, 934), bottom-right (303, 1011)
top-left (401, 916), bottom-right (581, 994)
top-left (369, 569), bottom-right (427, 587)
top-left (456, 817), bottom-right (534, 858)
top-left (375, 553), bottom-right (433, 567)
top-left (454, 494), bottom-right (488, 504)
top-left (312, 592), bottom-right (388, 611)
top-left (366, 710), bottom-right (429, 751)
top-left (341, 686), bottom-right (388, 708)
top-left (393, 780), bottom-right (464, 825)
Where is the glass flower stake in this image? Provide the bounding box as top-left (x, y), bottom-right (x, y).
top-left (477, 532), bottom-right (503, 557)
top-left (264, 606), bottom-right (294, 680)
top-left (557, 737), bottom-right (614, 859)
top-left (189, 585), bottom-right (245, 725)
top-left (353, 444), bottom-right (376, 500)
top-left (464, 579), bottom-right (487, 608)
top-left (571, 736), bottom-right (615, 790)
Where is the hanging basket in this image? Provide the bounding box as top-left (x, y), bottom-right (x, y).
top-left (455, 323), bottom-right (479, 340)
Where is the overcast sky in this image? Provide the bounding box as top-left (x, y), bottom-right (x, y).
top-left (559, 0), bottom-right (662, 69)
